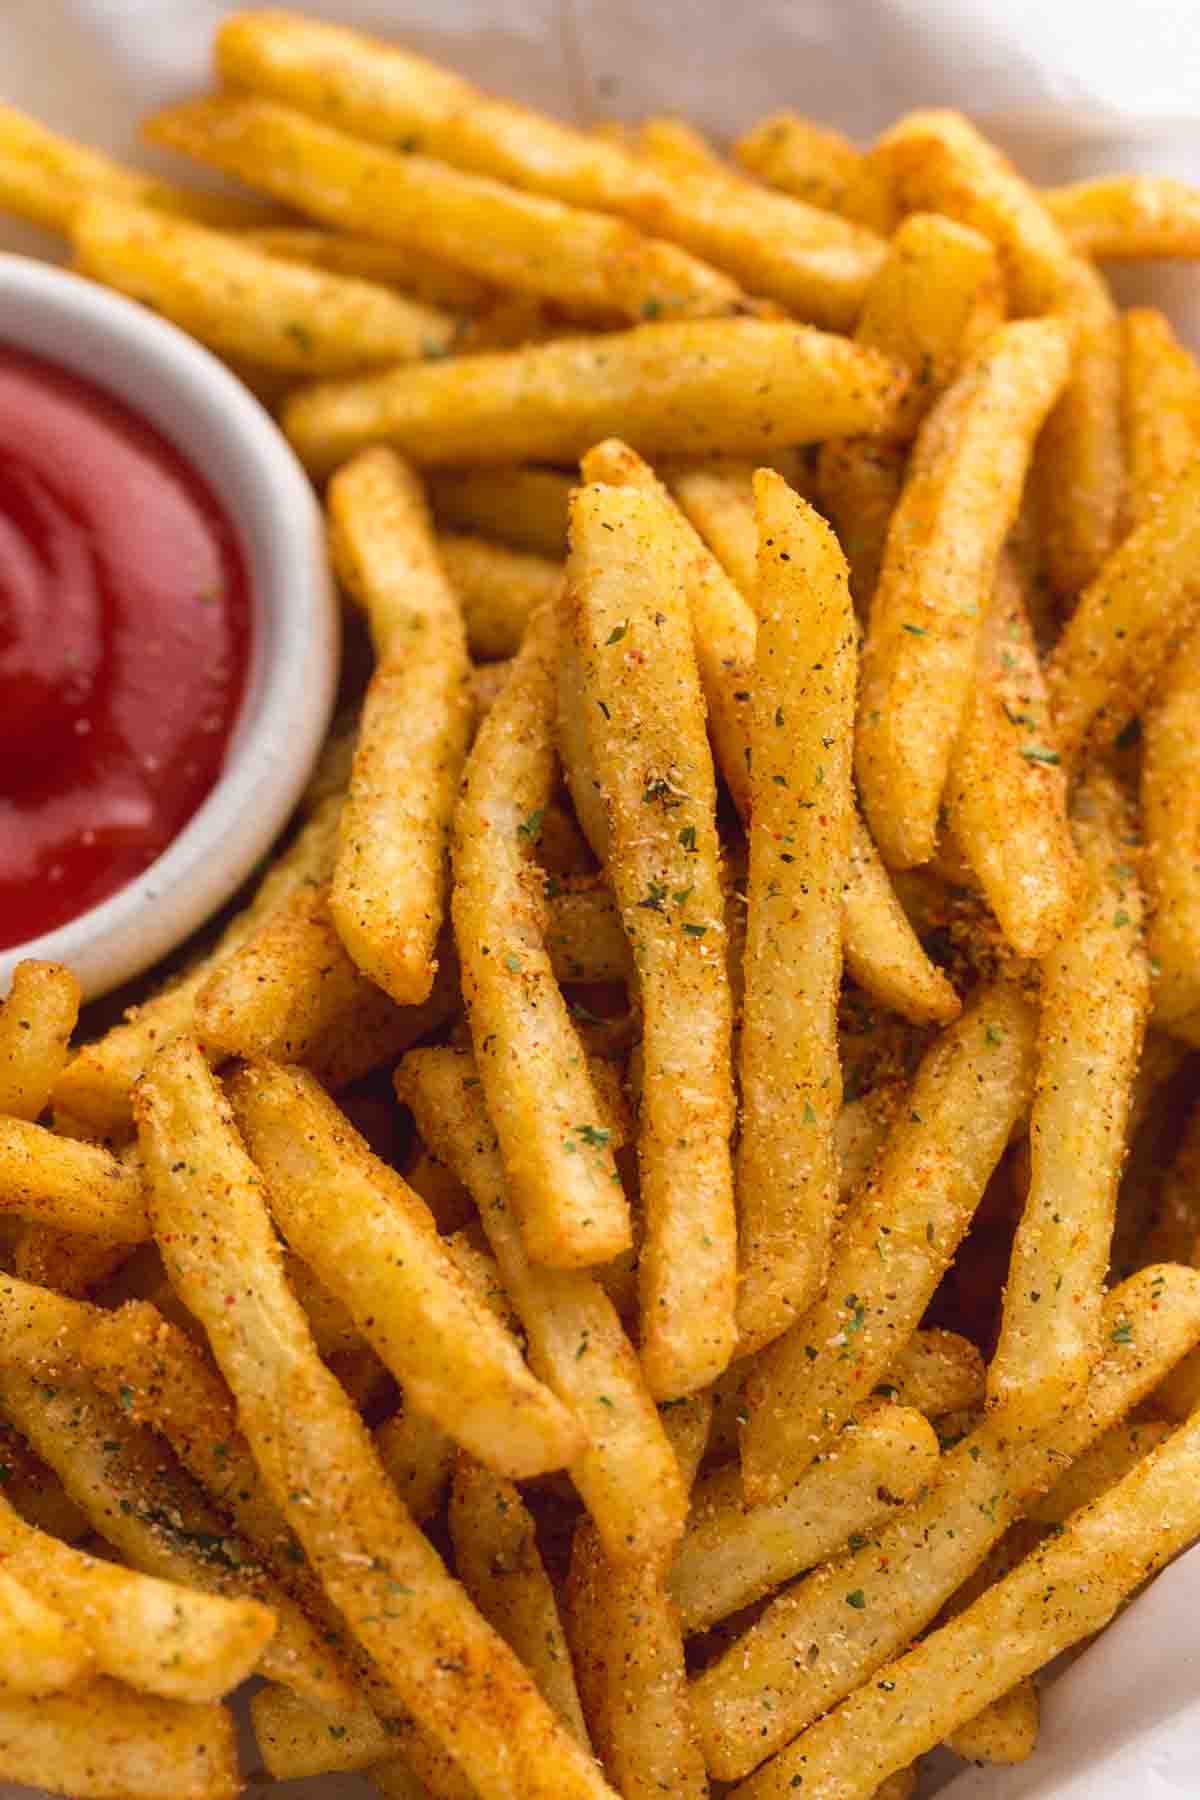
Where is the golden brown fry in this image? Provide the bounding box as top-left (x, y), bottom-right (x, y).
top-left (396, 1048), bottom-right (687, 1567)
top-left (0, 1421), bottom-right (88, 1544)
top-left (570, 481), bottom-right (736, 1397)
top-left (73, 199), bottom-right (454, 373)
top-left (741, 983), bottom-right (1037, 1503)
top-left (564, 1520), bottom-right (706, 1800)
top-left (148, 95), bottom-right (747, 325)
top-left (1029, 1416), bottom-right (1175, 1526)
top-left (12, 1228), bottom-right (129, 1299)
top-left (0, 962), bottom-right (79, 1123)
top-left (670, 1404), bottom-right (938, 1634)
top-left (659, 1392), bottom-right (713, 1496)
top-left (230, 1061), bottom-right (582, 1478)
top-left (327, 448), bottom-right (472, 1005)
top-left (437, 533), bottom-right (563, 661)
top-left (855, 318), bottom-right (1072, 869)
top-left (1047, 174), bottom-right (1200, 258)
top-left (991, 775), bottom-right (1149, 1423)
top-left (0, 1125), bottom-right (146, 1240)
top-left (428, 467), bottom-right (573, 560)
top-left (1144, 621), bottom-right (1200, 1031)
top-left (251, 1683), bottom-right (392, 1777)
top-left (282, 320), bottom-right (907, 477)
top-left (544, 880), bottom-right (634, 987)
top-left (733, 110), bottom-right (897, 233)
top-left (0, 1567), bottom-right (90, 1696)
top-left (375, 1399), bottom-right (455, 1525)
top-left (1122, 307), bottom-right (1200, 533)
top-left (138, 1040), bottom-right (616, 1800)
top-left (873, 108), bottom-right (1123, 597)
top-left (449, 1457), bottom-right (588, 1742)
top-left (943, 1676), bottom-right (1040, 1766)
top-left (814, 437), bottom-right (907, 619)
top-left (880, 1328), bottom-right (986, 1416)
top-left (242, 224), bottom-right (494, 314)
top-left (841, 819), bottom-right (961, 1025)
top-left (0, 1677), bottom-right (239, 1800)
top-left (735, 473), bottom-right (856, 1351)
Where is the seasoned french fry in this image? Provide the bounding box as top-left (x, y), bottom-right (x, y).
top-left (0, 1421), bottom-right (88, 1544)
top-left (449, 1457), bottom-right (588, 1742)
top-left (137, 1040), bottom-right (617, 1800)
top-left (942, 551), bottom-right (1082, 957)
top-left (1047, 175), bottom-right (1200, 259)
top-left (1144, 621), bottom-right (1200, 1030)
top-left (1030, 1416), bottom-right (1175, 1526)
top-left (663, 456), bottom-right (774, 604)
top-left (213, 12), bottom-right (889, 326)
top-left (741, 983), bottom-right (1036, 1502)
top-left (731, 1406), bottom-right (1200, 1798)
top-left (0, 962), bottom-right (79, 1122)
top-left (564, 1520), bottom-right (707, 1800)
top-left (243, 224), bottom-right (494, 314)
top-left (327, 448), bottom-right (472, 1006)
top-left (735, 473), bottom-right (856, 1351)
top-left (251, 1684), bottom-right (393, 1777)
top-left (282, 319), bottom-right (907, 477)
top-left (873, 108), bottom-right (1123, 597)
top-left (452, 600), bottom-right (629, 1267)
top-left (230, 1060), bottom-right (583, 1478)
top-left (428, 467), bottom-right (573, 560)
top-left (943, 1675), bottom-right (1041, 1767)
top-left (0, 1125), bottom-right (146, 1240)
top-left (1122, 308), bottom-right (1200, 533)
top-left (396, 1048), bottom-right (687, 1567)
top-left (375, 1399), bottom-right (455, 1525)
top-left (436, 533), bottom-right (563, 661)
top-left (544, 881), bottom-right (635, 987)
top-left (670, 1404), bottom-right (939, 1634)
top-left (814, 436), bottom-right (907, 619)
top-left (990, 776), bottom-right (1150, 1421)
top-left (569, 481), bottom-right (736, 1396)
top-left (880, 1328), bottom-right (986, 1417)
top-left (1046, 458), bottom-right (1200, 762)
top-left (841, 820), bottom-right (961, 1026)
top-left (637, 116), bottom-right (724, 172)
top-left (692, 1266), bottom-right (1200, 1779)
top-left (658, 1391), bottom-right (713, 1495)
top-left (0, 98), bottom-right (269, 236)
top-left (0, 1678), bottom-right (239, 1800)
top-left (855, 318), bottom-right (1072, 869)
top-left (0, 1567), bottom-right (90, 1695)
top-left (12, 1228), bottom-right (129, 1299)
top-left (148, 95), bottom-right (748, 326)
top-left (72, 199), bottom-right (454, 373)
top-left (733, 110), bottom-right (897, 233)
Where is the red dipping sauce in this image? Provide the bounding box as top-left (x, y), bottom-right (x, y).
top-left (0, 344), bottom-right (251, 951)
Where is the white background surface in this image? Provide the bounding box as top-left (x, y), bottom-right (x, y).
top-left (5, 2), bottom-right (1200, 1793)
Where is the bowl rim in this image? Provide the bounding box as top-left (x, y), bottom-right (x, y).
top-left (0, 253), bottom-right (340, 1003)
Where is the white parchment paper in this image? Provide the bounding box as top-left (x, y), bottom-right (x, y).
top-left (4, 3), bottom-right (1200, 1793)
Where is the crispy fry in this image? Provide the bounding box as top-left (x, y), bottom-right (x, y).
top-left (148, 95), bottom-right (748, 325)
top-left (1144, 620), bottom-right (1200, 1030)
top-left (428, 467), bottom-right (573, 560)
top-left (229, 1060), bottom-right (582, 1478)
top-left (0, 1126), bottom-right (146, 1240)
top-left (735, 473), bottom-right (856, 1350)
top-left (658, 1391), bottom-right (713, 1494)
top-left (569, 481), bottom-right (736, 1396)
top-left (1030, 1416), bottom-right (1175, 1525)
top-left (815, 437), bottom-right (907, 619)
top-left (943, 1675), bottom-right (1042, 1766)
top-left (251, 1684), bottom-right (392, 1777)
top-left (691, 1266), bottom-right (1200, 1780)
top-left (880, 1328), bottom-right (986, 1416)
top-left (452, 600), bottom-right (629, 1267)
top-left (733, 111), bottom-right (897, 233)
top-left (841, 819), bottom-right (961, 1025)
top-left (375, 1399), bottom-right (455, 1525)
top-left (137, 1040), bottom-right (616, 1800)
top-left (0, 1678), bottom-right (238, 1800)
top-left (1047, 175), bottom-right (1200, 259)
top-left (855, 318), bottom-right (1072, 869)
top-left (670, 1404), bottom-right (938, 1634)
top-left (12, 1228), bottom-right (129, 1299)
top-left (636, 117), bottom-right (724, 173)
top-left (242, 224), bottom-right (494, 314)
top-left (437, 533), bottom-right (563, 661)
top-left (741, 983), bottom-right (1036, 1503)
top-left (0, 962), bottom-right (79, 1123)
top-left (396, 1048), bottom-right (687, 1567)
top-left (327, 448), bottom-right (472, 1005)
top-left (282, 320), bottom-right (907, 476)
top-left (1122, 307), bottom-right (1200, 533)
top-left (990, 774), bottom-right (1150, 1422)
top-left (544, 881), bottom-right (634, 987)
top-left (0, 1567), bottom-right (90, 1695)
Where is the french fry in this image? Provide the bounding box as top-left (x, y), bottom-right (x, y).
top-left (659, 1392), bottom-right (713, 1496)
top-left (428, 466), bottom-right (573, 560)
top-left (452, 600), bottom-right (629, 1267)
top-left (0, 98), bottom-right (269, 236)
top-left (855, 318), bottom-right (1072, 869)
top-left (663, 456), bottom-right (776, 604)
top-left (0, 1678), bottom-right (239, 1800)
top-left (242, 224), bottom-right (494, 314)
top-left (251, 1684), bottom-right (393, 1777)
top-left (0, 1125), bottom-right (146, 1240)
top-left (449, 1457), bottom-right (588, 1742)
top-left (1029, 1416), bottom-right (1175, 1526)
top-left (730, 1405), bottom-right (1200, 1799)
top-left (1046, 457), bottom-right (1200, 762)
top-left (0, 1568), bottom-right (90, 1695)
top-left (282, 319), bottom-right (907, 477)
top-left (544, 880), bottom-right (635, 987)
top-left (72, 199), bottom-right (455, 374)
top-left (942, 550), bottom-right (1082, 957)
top-left (733, 110), bottom-right (897, 233)
top-left (229, 1060), bottom-right (583, 1479)
top-left (213, 11), bottom-right (889, 326)
top-left (1121, 307), bottom-right (1200, 532)
top-left (814, 437), bottom-right (907, 619)
top-left (691, 1266), bottom-right (1200, 1780)
top-left (396, 1048), bottom-right (687, 1567)
top-left (1046, 174), bottom-right (1200, 259)
top-left (943, 1675), bottom-right (1041, 1766)
top-left (12, 1228), bottom-right (129, 1300)
top-left (375, 1400), bottom-right (455, 1525)
top-left (879, 1328), bottom-right (986, 1416)
top-left (873, 108), bottom-right (1123, 597)
top-left (564, 1520), bottom-right (707, 1800)
top-left (841, 820), bottom-right (961, 1026)
top-left (735, 473), bottom-right (856, 1351)
top-left (327, 448), bottom-right (472, 1006)
top-left (0, 962), bottom-right (79, 1122)
top-left (0, 1421), bottom-right (89, 1544)
top-left (147, 95), bottom-right (748, 326)
top-left (569, 481), bottom-right (736, 1396)
top-left (1144, 621), bottom-right (1200, 1030)
top-left (740, 983), bottom-right (1036, 1502)
top-left (990, 775), bottom-right (1150, 1423)
top-left (670, 1404), bottom-right (939, 1634)
top-left (137, 1040), bottom-right (617, 1800)
top-left (436, 533), bottom-right (563, 661)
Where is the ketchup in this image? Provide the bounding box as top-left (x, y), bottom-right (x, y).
top-left (0, 345), bottom-right (251, 950)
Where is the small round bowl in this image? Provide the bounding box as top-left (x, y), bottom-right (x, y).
top-left (0, 254), bottom-right (339, 1002)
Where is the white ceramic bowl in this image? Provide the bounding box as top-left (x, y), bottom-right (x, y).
top-left (0, 254), bottom-right (339, 1001)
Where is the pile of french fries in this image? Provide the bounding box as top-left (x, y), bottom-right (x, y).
top-left (5, 11), bottom-right (1200, 1798)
